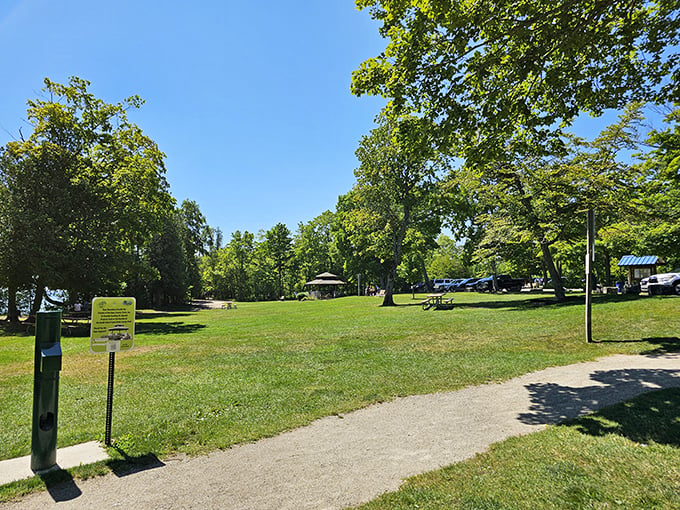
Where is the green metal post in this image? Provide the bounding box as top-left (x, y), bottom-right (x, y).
top-left (31, 310), bottom-right (62, 472)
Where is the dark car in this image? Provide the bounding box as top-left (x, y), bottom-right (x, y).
top-left (476, 274), bottom-right (524, 292)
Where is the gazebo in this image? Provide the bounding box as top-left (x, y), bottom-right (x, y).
top-left (305, 272), bottom-right (346, 299)
top-left (617, 255), bottom-right (664, 285)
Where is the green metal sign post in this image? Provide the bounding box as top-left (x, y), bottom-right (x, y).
top-left (89, 297), bottom-right (135, 446)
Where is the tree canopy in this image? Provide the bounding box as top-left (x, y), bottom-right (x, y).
top-left (352, 0), bottom-right (680, 160)
top-left (0, 77), bottom-right (173, 318)
top-left (339, 115), bottom-right (448, 305)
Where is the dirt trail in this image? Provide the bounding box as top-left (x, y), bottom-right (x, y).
top-left (3, 353), bottom-right (679, 509)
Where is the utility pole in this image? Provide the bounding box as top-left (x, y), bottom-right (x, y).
top-left (585, 209), bottom-right (595, 343)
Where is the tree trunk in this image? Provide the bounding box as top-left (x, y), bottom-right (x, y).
top-left (28, 283), bottom-right (44, 321)
top-left (419, 257), bottom-right (432, 291)
top-left (491, 258), bottom-right (499, 292)
top-left (6, 285), bottom-right (20, 323)
top-left (381, 212), bottom-right (409, 307)
top-left (540, 242), bottom-right (566, 302)
top-left (381, 266), bottom-right (397, 306)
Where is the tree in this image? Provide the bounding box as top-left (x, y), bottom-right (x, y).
top-left (293, 211), bottom-right (340, 288)
top-left (426, 235), bottom-right (469, 281)
top-left (264, 223), bottom-right (293, 298)
top-left (633, 106), bottom-right (680, 269)
top-left (178, 200), bottom-right (211, 298)
top-left (147, 212), bottom-right (187, 306)
top-left (0, 77), bottom-right (172, 319)
top-left (460, 105), bottom-right (645, 300)
top-left (225, 230), bottom-right (256, 301)
top-left (341, 115), bottom-right (447, 306)
top-left (352, 1), bottom-right (680, 161)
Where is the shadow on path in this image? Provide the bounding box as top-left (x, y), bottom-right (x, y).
top-left (107, 451), bottom-right (166, 478)
top-left (39, 469), bottom-right (82, 503)
top-left (36, 452), bottom-right (165, 503)
top-left (519, 368), bottom-right (680, 426)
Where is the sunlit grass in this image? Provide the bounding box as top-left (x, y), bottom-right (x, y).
top-left (1, 292), bottom-right (678, 464)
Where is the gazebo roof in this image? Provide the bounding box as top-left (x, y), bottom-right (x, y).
top-left (617, 255), bottom-right (664, 267)
top-left (305, 272), bottom-right (346, 286)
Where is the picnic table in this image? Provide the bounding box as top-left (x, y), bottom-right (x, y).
top-left (61, 311), bottom-right (91, 335)
top-left (420, 293), bottom-right (454, 310)
top-left (222, 301), bottom-right (237, 310)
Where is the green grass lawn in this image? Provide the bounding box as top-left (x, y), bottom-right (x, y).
top-left (1, 292), bottom-right (678, 501)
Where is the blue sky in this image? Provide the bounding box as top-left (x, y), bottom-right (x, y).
top-left (0, 0), bottom-right (386, 238)
top-left (0, 1), bottom-right (662, 240)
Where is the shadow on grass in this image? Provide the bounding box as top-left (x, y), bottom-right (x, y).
top-left (459, 292), bottom-right (649, 311)
top-left (518, 368), bottom-right (680, 431)
top-left (136, 311), bottom-right (193, 320)
top-left (30, 452), bottom-right (165, 502)
top-left (591, 337), bottom-right (680, 354)
top-left (565, 387), bottom-right (680, 447)
top-left (106, 450), bottom-right (165, 477)
top-left (135, 322), bottom-right (207, 335)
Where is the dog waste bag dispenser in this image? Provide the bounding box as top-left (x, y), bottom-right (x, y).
top-left (31, 310), bottom-right (62, 472)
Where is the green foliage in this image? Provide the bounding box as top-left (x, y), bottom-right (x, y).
top-left (264, 223), bottom-right (293, 298)
top-left (0, 77), bottom-right (173, 313)
top-left (459, 106), bottom-right (646, 299)
top-left (146, 212), bottom-right (188, 306)
top-left (293, 211), bottom-right (341, 289)
top-left (352, 0), bottom-right (680, 161)
top-left (425, 235), bottom-right (469, 279)
top-left (338, 115), bottom-right (448, 304)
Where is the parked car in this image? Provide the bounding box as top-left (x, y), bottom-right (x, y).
top-left (640, 277), bottom-right (649, 293)
top-left (453, 278), bottom-right (478, 291)
top-left (463, 278), bottom-right (481, 291)
top-left (475, 275), bottom-right (495, 292)
top-left (476, 274), bottom-right (525, 292)
top-left (647, 270), bottom-right (680, 295)
top-left (432, 278), bottom-right (453, 291)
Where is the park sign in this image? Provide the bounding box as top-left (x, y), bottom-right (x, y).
top-left (90, 297), bottom-right (136, 354)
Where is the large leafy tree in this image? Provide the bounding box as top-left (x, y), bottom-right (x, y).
top-left (635, 106), bottom-right (680, 268)
top-left (462, 106), bottom-right (645, 300)
top-left (341, 115), bottom-right (447, 306)
top-left (352, 0), bottom-right (680, 160)
top-left (0, 77), bottom-right (172, 319)
top-left (264, 223), bottom-right (293, 298)
top-left (178, 199), bottom-right (211, 298)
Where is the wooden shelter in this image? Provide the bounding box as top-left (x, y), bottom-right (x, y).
top-left (305, 272), bottom-right (346, 299)
top-left (617, 255), bottom-right (664, 284)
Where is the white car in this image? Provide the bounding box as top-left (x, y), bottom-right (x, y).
top-left (640, 277), bottom-right (649, 293)
top-left (647, 270), bottom-right (680, 295)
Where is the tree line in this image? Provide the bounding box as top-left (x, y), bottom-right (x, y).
top-left (2, 1), bottom-right (680, 314)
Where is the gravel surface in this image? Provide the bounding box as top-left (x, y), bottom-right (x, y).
top-left (3, 353), bottom-right (679, 509)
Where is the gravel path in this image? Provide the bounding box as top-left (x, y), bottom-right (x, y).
top-left (3, 353), bottom-right (680, 509)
